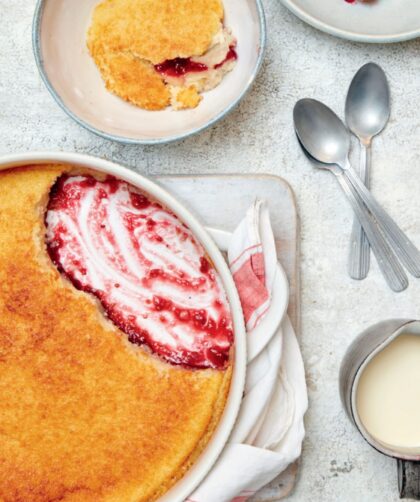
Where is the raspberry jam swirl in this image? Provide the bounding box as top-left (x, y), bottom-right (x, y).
top-left (45, 175), bottom-right (233, 369)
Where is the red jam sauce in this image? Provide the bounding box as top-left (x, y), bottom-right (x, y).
top-left (155, 58), bottom-right (208, 77)
top-left (45, 175), bottom-right (233, 369)
top-left (215, 45), bottom-right (238, 69)
top-left (155, 43), bottom-right (238, 77)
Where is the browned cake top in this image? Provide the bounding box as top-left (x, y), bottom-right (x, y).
top-left (88, 0), bottom-right (224, 65)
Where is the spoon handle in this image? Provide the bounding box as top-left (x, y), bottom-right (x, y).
top-left (348, 143), bottom-right (371, 280)
top-left (345, 165), bottom-right (420, 278)
top-left (335, 171), bottom-right (408, 292)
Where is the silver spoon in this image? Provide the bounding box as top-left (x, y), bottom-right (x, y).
top-left (345, 63), bottom-right (390, 281)
top-left (296, 136), bottom-right (407, 292)
top-left (294, 98), bottom-right (420, 277)
top-left (294, 99), bottom-right (420, 282)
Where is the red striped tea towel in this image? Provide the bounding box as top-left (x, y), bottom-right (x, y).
top-left (188, 200), bottom-right (307, 502)
top-left (228, 200), bottom-right (277, 331)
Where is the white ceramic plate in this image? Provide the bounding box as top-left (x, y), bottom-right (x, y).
top-left (281, 0), bottom-right (420, 43)
top-left (32, 0), bottom-right (265, 144)
top-left (207, 227), bottom-right (289, 361)
top-left (0, 152), bottom-right (247, 502)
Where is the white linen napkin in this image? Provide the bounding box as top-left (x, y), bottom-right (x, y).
top-left (187, 200), bottom-right (308, 502)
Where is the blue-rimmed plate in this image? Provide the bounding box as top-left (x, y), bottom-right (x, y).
top-left (33, 0), bottom-right (265, 145)
top-left (281, 0), bottom-right (420, 43)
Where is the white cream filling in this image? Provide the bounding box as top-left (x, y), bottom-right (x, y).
top-left (46, 177), bottom-right (233, 357)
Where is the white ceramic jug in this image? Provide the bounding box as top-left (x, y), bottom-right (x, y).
top-left (340, 319), bottom-right (420, 500)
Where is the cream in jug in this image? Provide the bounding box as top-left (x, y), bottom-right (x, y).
top-left (356, 333), bottom-right (420, 453)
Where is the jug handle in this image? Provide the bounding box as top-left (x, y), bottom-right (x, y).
top-left (398, 459), bottom-right (420, 499)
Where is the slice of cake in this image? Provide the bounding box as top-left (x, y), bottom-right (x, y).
top-left (87, 0), bottom-right (238, 111)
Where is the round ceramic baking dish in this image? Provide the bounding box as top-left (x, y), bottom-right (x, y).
top-left (0, 151), bottom-right (247, 502)
top-left (32, 0), bottom-right (266, 145)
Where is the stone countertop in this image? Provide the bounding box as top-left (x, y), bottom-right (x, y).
top-left (1, 1), bottom-right (420, 501)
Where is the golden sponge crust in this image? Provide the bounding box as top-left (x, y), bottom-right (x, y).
top-left (88, 0), bottom-right (224, 65)
top-left (0, 165), bottom-right (231, 502)
top-left (172, 86), bottom-right (203, 110)
top-left (94, 51), bottom-right (170, 111)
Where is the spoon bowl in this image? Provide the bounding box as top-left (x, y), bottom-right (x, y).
top-left (293, 98), bottom-right (350, 166)
top-left (345, 63), bottom-right (390, 144)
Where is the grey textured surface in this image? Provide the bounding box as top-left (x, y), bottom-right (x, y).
top-left (1, 1), bottom-right (420, 501)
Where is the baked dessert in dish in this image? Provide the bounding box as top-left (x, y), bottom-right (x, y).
top-left (0, 165), bottom-right (233, 501)
top-left (87, 0), bottom-right (237, 110)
